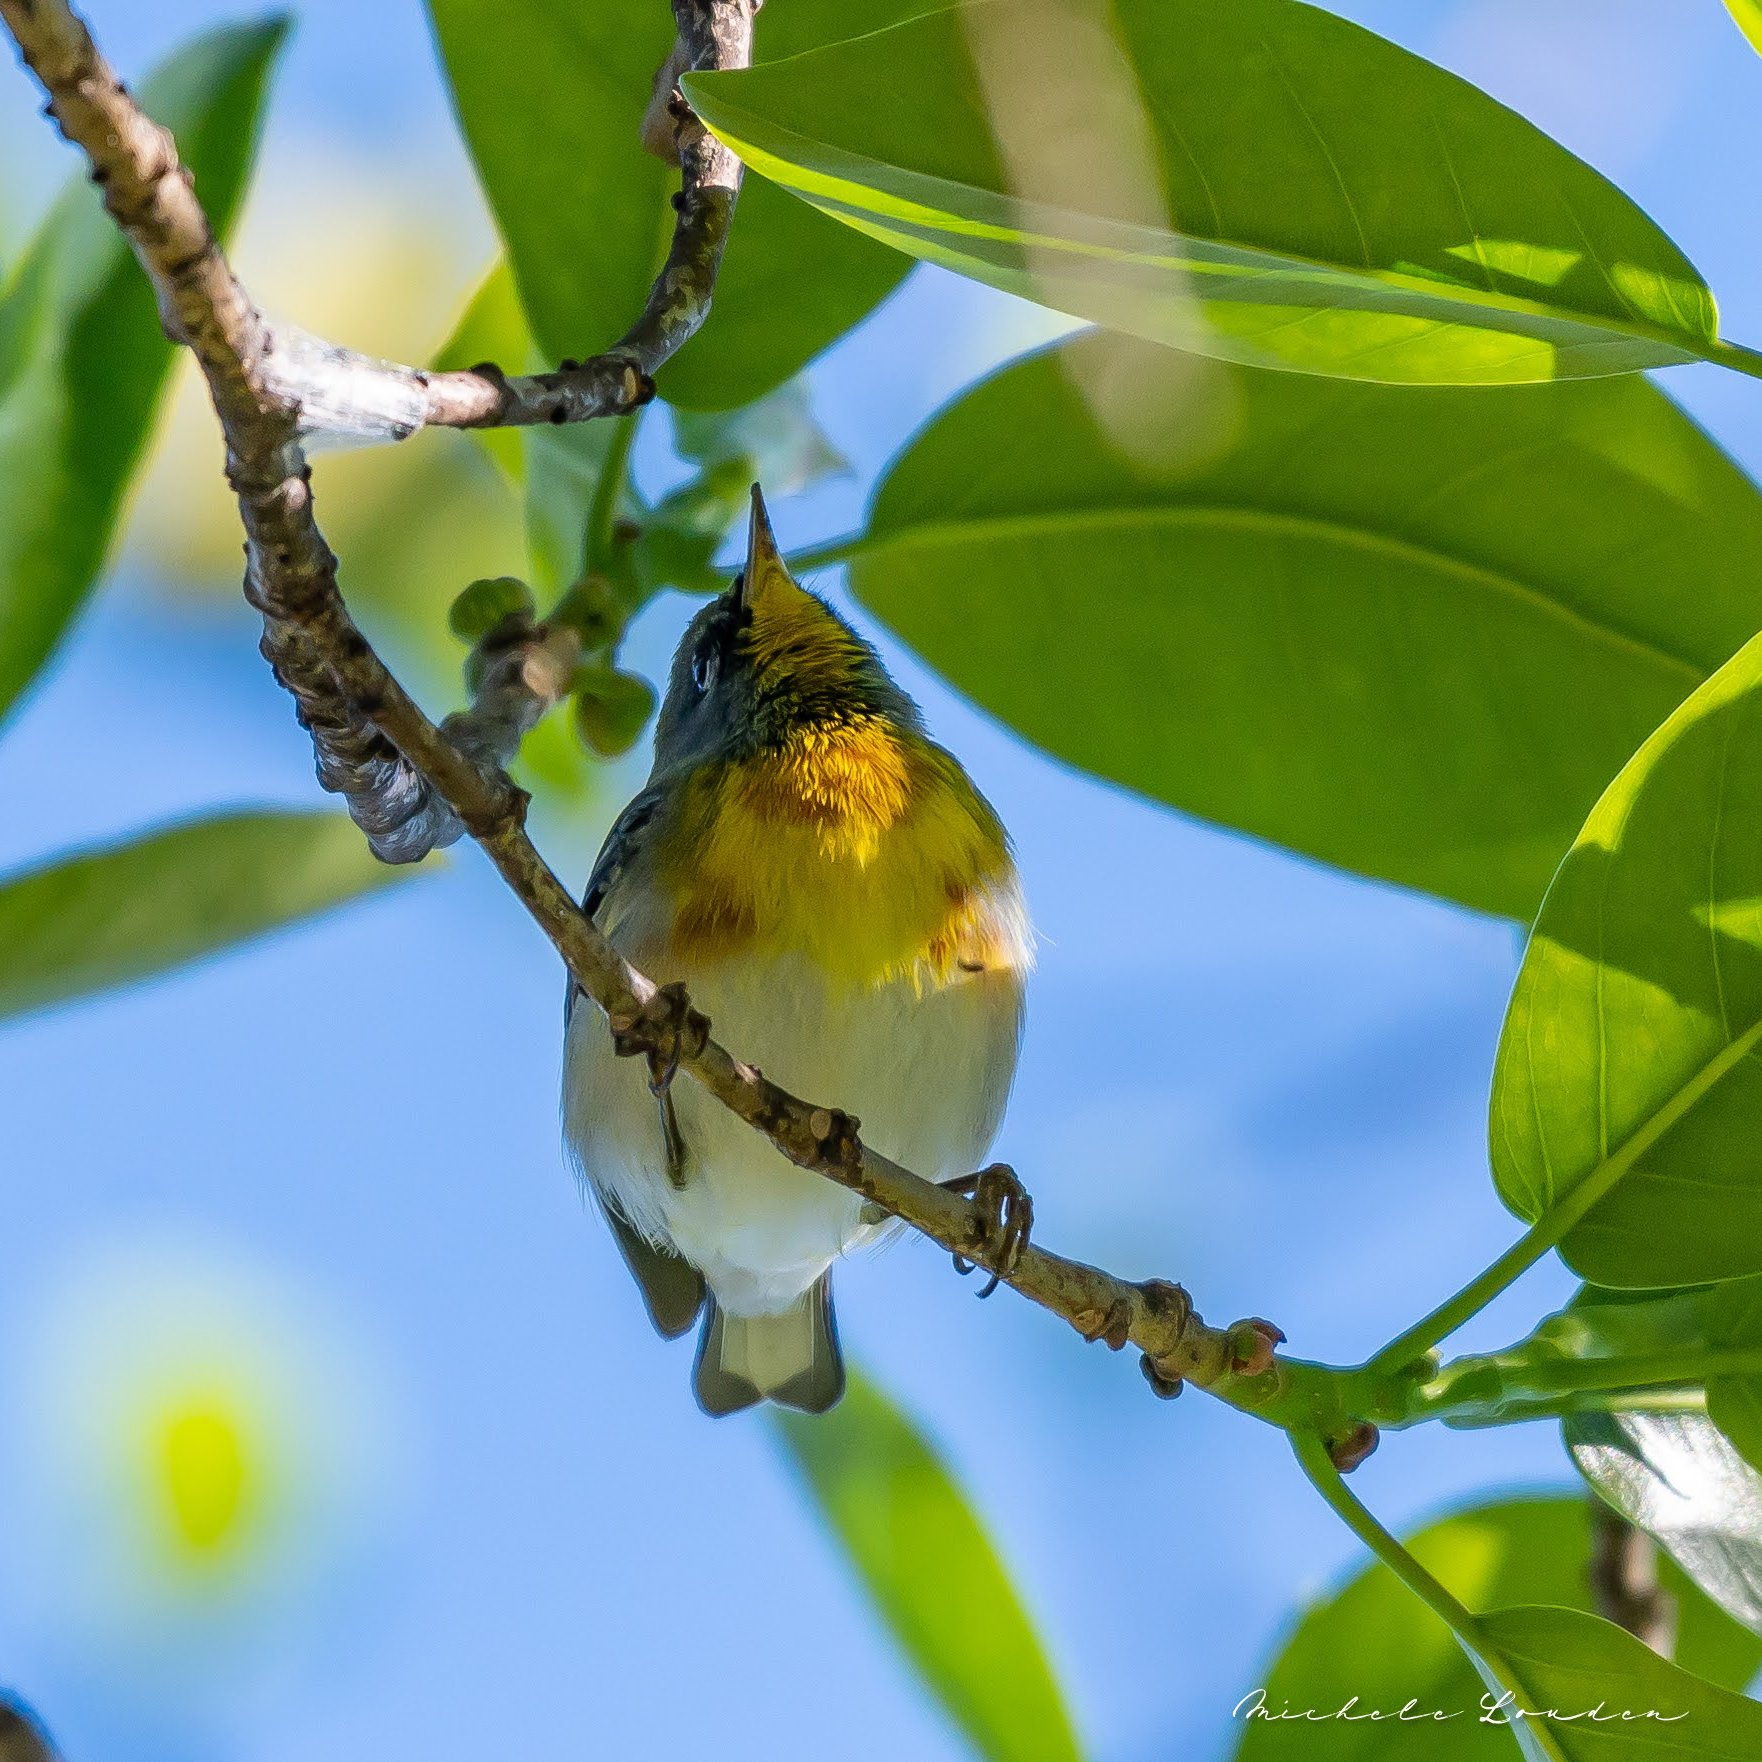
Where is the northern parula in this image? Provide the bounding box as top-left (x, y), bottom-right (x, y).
top-left (563, 487), bottom-right (1031, 1414)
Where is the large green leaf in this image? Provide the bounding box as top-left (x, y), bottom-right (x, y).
top-left (1708, 1280), bottom-right (1762, 1478)
top-left (0, 811), bottom-right (410, 1023)
top-left (774, 1374), bottom-right (1082, 1762)
top-left (1569, 1411), bottom-right (1762, 1637)
top-left (1471, 1605), bottom-right (1762, 1759)
top-left (1236, 1496), bottom-right (1761, 1759)
top-left (432, 259), bottom-right (529, 484)
top-left (852, 334), bottom-right (1762, 919)
top-left (687, 0), bottom-right (1737, 387)
top-left (1726, 2), bottom-right (1762, 57)
top-left (432, 259), bottom-right (639, 593)
top-left (0, 19), bottom-right (286, 725)
top-left (426, 0), bottom-right (914, 411)
top-left (1491, 631), bottom-right (1762, 1285)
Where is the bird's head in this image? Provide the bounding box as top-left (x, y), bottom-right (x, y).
top-left (651, 486), bottom-right (922, 777)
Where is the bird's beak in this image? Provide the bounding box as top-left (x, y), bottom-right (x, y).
top-left (739, 483), bottom-right (786, 607)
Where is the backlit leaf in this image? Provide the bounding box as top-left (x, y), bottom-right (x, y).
top-left (1569, 1411), bottom-right (1762, 1637)
top-left (688, 0), bottom-right (1732, 386)
top-left (774, 1374), bottom-right (1082, 1762)
top-left (1725, 2), bottom-right (1762, 58)
top-left (1491, 631), bottom-right (1762, 1284)
top-left (0, 811), bottom-right (412, 1023)
top-left (0, 19), bottom-right (286, 723)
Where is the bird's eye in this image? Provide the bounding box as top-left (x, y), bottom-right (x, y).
top-left (690, 644), bottom-right (719, 695)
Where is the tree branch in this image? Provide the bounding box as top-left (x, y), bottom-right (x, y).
top-left (0, 0), bottom-right (1380, 1468)
top-left (0, 0), bottom-right (748, 863)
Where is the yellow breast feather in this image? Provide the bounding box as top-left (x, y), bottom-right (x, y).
top-left (658, 716), bottom-right (1024, 988)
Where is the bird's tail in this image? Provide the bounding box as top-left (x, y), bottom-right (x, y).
top-left (693, 1274), bottom-right (844, 1416)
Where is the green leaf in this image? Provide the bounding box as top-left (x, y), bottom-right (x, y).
top-left (1726, 2), bottom-right (1762, 57)
top-left (852, 333), bottom-right (1762, 919)
top-left (671, 377), bottom-right (849, 495)
top-left (1473, 1605), bottom-right (1762, 1758)
top-left (1569, 1411), bottom-right (1762, 1636)
top-left (687, 0), bottom-right (1735, 387)
top-left (431, 260), bottom-right (641, 591)
top-left (0, 19), bottom-right (286, 725)
top-left (1491, 629), bottom-right (1762, 1285)
top-left (0, 811), bottom-right (411, 1023)
top-left (773, 1373), bottom-right (1082, 1762)
top-left (1709, 1279), bottom-right (1762, 1475)
top-left (1236, 1495), bottom-right (1761, 1759)
top-left (432, 258), bottom-right (530, 483)
top-left (637, 378), bottom-right (850, 594)
top-left (426, 0), bottom-right (914, 411)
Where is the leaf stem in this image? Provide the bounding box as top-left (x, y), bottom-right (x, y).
top-left (1291, 1433), bottom-right (1567, 1760)
top-left (1438, 1389), bottom-right (1706, 1429)
top-left (1521, 1347), bottom-right (1762, 1393)
top-left (1371, 1014), bottom-right (1762, 1379)
top-left (1292, 1432), bottom-right (1484, 1639)
top-left (1366, 1221), bottom-right (1560, 1379)
top-left (1703, 336), bottom-right (1762, 382)
top-left (1390, 1345), bottom-right (1743, 1429)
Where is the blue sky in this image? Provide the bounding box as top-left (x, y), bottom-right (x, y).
top-left (4, 4), bottom-right (1762, 1760)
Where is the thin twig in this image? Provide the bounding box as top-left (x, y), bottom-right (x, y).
top-left (255, 0), bottom-right (745, 447)
top-left (0, 0), bottom-right (750, 862)
top-left (0, 0), bottom-right (1379, 1467)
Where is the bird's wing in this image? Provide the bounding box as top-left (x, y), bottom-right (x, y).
top-left (564, 785), bottom-right (665, 1026)
top-left (566, 785), bottom-right (706, 1335)
top-left (603, 1198), bottom-right (705, 1340)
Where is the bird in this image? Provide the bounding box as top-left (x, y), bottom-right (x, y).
top-left (562, 485), bottom-right (1031, 1415)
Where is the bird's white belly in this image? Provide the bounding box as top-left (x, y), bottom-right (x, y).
top-left (563, 953), bottom-right (1022, 1316)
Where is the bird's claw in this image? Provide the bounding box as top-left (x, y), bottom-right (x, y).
top-left (943, 1163), bottom-right (1033, 1298)
top-left (609, 980), bottom-right (710, 1099)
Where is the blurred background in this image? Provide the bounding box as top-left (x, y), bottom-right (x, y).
top-left (4, 3), bottom-right (1762, 1758)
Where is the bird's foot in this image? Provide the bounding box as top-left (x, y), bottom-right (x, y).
top-left (609, 980), bottom-right (710, 1100)
top-left (942, 1163), bottom-right (1033, 1298)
